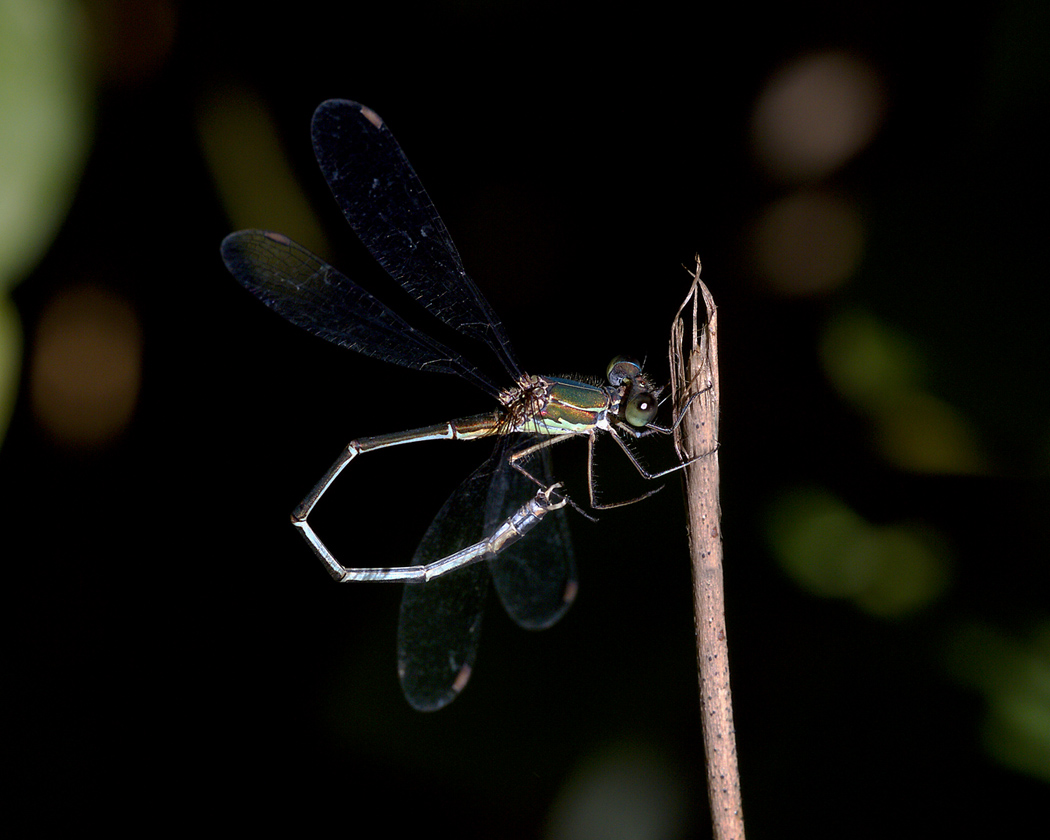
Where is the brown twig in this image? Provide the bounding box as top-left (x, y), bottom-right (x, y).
top-left (669, 260), bottom-right (744, 840)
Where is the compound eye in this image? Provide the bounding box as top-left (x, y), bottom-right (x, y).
top-left (607, 356), bottom-right (641, 386)
top-left (625, 391), bottom-right (658, 427)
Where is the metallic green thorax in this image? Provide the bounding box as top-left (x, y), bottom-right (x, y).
top-left (511, 375), bottom-right (612, 436)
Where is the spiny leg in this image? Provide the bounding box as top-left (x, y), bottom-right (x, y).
top-left (585, 430), bottom-right (665, 511)
top-left (609, 425), bottom-right (717, 481)
top-left (584, 425), bottom-right (717, 510)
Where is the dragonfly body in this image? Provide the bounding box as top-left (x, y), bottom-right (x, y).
top-left (290, 364), bottom-right (658, 583)
top-left (222, 100), bottom-right (676, 710)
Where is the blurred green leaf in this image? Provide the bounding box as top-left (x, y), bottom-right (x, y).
top-left (0, 0), bottom-right (94, 442)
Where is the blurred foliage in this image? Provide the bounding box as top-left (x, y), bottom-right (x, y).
top-left (766, 485), bottom-right (951, 617)
top-left (0, 0), bottom-right (94, 443)
top-left (198, 85), bottom-right (328, 256)
top-left (822, 309), bottom-right (988, 474)
top-left (3, 0), bottom-right (1048, 835)
top-left (946, 622), bottom-right (1050, 784)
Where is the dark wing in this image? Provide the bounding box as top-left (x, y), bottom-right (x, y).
top-left (221, 230), bottom-right (500, 397)
top-left (311, 99), bottom-right (522, 382)
top-left (396, 456), bottom-right (496, 712)
top-left (397, 439), bottom-right (578, 710)
top-left (486, 441), bottom-right (577, 629)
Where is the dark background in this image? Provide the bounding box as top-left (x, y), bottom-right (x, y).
top-left (5, 1), bottom-right (1048, 836)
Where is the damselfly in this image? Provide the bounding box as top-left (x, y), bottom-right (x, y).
top-left (222, 100), bottom-right (692, 710)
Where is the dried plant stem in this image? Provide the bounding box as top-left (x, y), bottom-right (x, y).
top-left (670, 261), bottom-right (744, 840)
